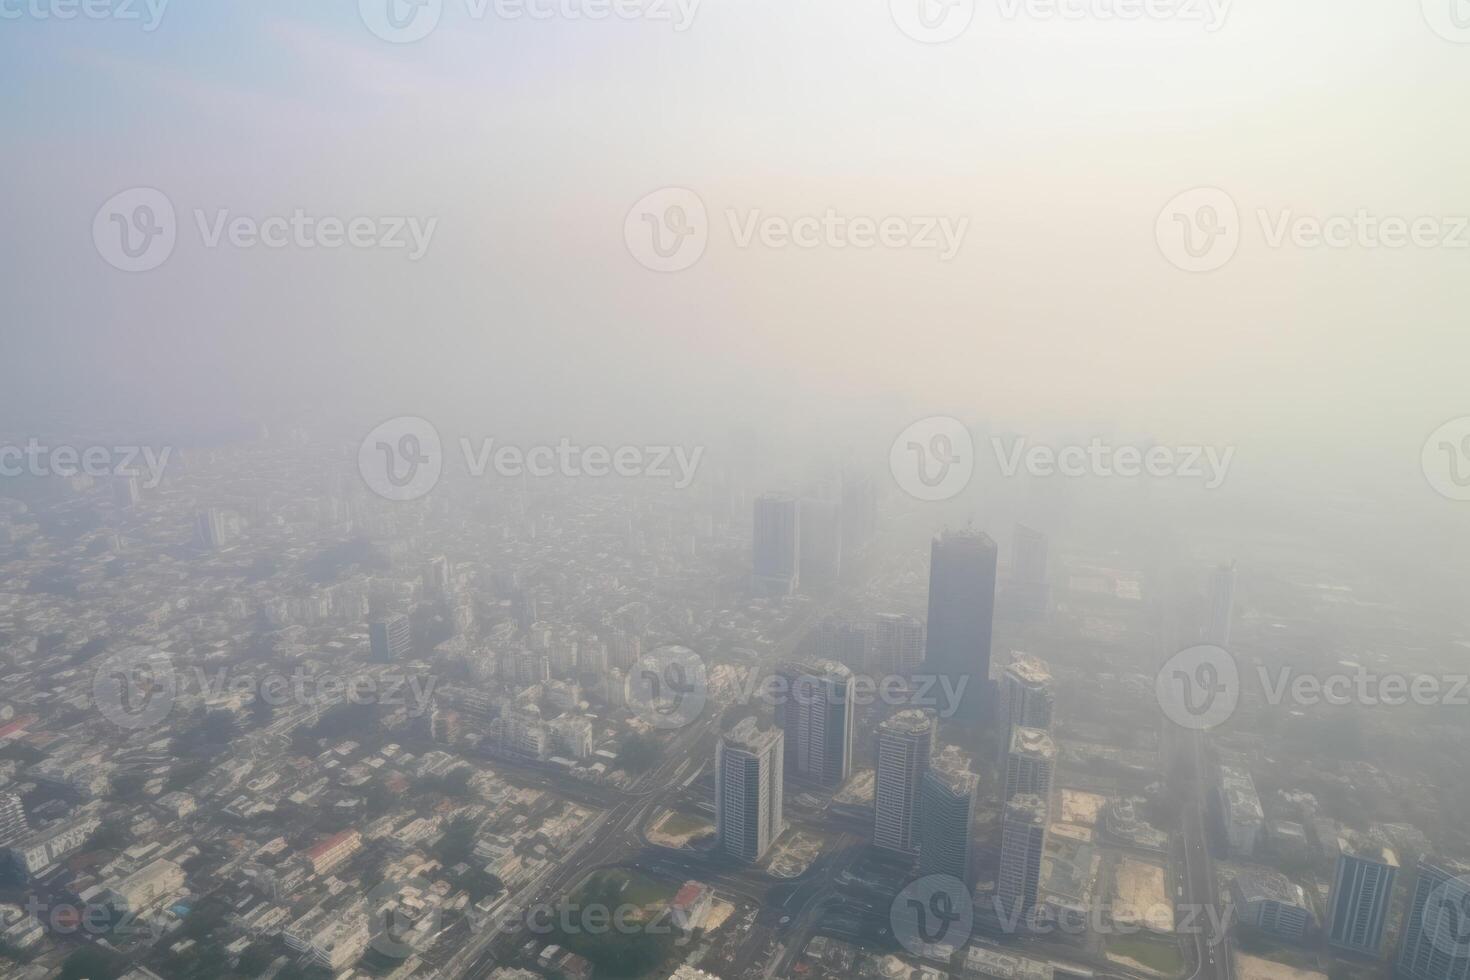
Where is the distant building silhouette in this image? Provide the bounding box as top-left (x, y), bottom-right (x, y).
top-left (923, 530), bottom-right (998, 720)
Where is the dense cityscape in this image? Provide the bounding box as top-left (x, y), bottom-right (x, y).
top-left (0, 420), bottom-right (1464, 980)
top-left (5, 2), bottom-right (1468, 979)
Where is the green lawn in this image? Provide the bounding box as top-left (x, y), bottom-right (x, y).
top-left (1107, 934), bottom-right (1187, 976)
top-left (656, 811), bottom-right (712, 837)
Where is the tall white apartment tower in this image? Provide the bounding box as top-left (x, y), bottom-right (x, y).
top-left (1326, 834), bottom-right (1398, 957)
top-left (716, 719), bottom-right (785, 863)
top-left (998, 794), bottom-right (1049, 925)
top-left (873, 709), bottom-right (936, 856)
top-left (776, 660), bottom-right (854, 788)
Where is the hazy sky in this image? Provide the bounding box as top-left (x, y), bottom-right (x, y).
top-left (4, 0), bottom-right (1467, 478)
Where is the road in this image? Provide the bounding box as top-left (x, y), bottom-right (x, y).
top-left (1165, 720), bottom-right (1235, 980)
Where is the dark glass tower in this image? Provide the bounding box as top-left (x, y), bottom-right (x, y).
top-left (923, 529), bottom-right (998, 720)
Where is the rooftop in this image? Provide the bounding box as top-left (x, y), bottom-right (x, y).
top-left (1009, 727), bottom-right (1056, 759)
top-left (881, 709), bottom-right (936, 736)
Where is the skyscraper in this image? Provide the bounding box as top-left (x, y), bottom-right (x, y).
top-left (875, 613), bottom-right (925, 676)
top-left (923, 530), bottom-right (998, 721)
top-left (716, 718), bottom-right (785, 863)
top-left (873, 709), bottom-right (936, 856)
top-left (1008, 525), bottom-right (1051, 619)
top-left (1397, 857), bottom-right (1470, 980)
top-left (998, 654), bottom-right (1054, 763)
top-left (776, 661), bottom-right (854, 789)
top-left (1207, 560), bottom-right (1237, 646)
top-left (1003, 727), bottom-right (1056, 805)
top-left (752, 493), bottom-right (800, 596)
top-left (797, 496), bottom-right (842, 589)
top-left (1327, 834), bottom-right (1399, 957)
top-left (998, 794), bottom-right (1049, 925)
top-left (917, 754), bottom-right (978, 883)
top-left (369, 613), bottom-right (412, 663)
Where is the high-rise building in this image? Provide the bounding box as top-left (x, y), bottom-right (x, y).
top-left (998, 654), bottom-right (1054, 763)
top-left (1008, 525), bottom-right (1051, 619)
top-left (369, 613), bottom-right (412, 663)
top-left (0, 793), bottom-right (28, 847)
top-left (1207, 561), bottom-right (1237, 646)
top-left (716, 719), bottom-right (785, 863)
top-left (1396, 858), bottom-right (1470, 980)
top-left (874, 709), bottom-right (936, 856)
top-left (923, 530), bottom-right (998, 721)
top-left (810, 617), bottom-right (874, 671)
top-left (752, 493), bottom-right (800, 596)
top-left (998, 794), bottom-right (1049, 925)
top-left (1012, 525), bottom-right (1048, 587)
top-left (840, 472), bottom-right (877, 552)
top-left (423, 555), bottom-right (452, 598)
top-left (1327, 834), bottom-right (1399, 957)
top-left (1003, 727), bottom-right (1055, 805)
top-left (917, 753), bottom-right (978, 882)
top-left (798, 496), bottom-right (842, 589)
top-left (1229, 871), bottom-right (1316, 944)
top-left (776, 661), bottom-right (854, 789)
top-left (193, 508), bottom-right (234, 549)
top-left (875, 613), bottom-right (925, 676)
top-left (1216, 765), bottom-right (1264, 856)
